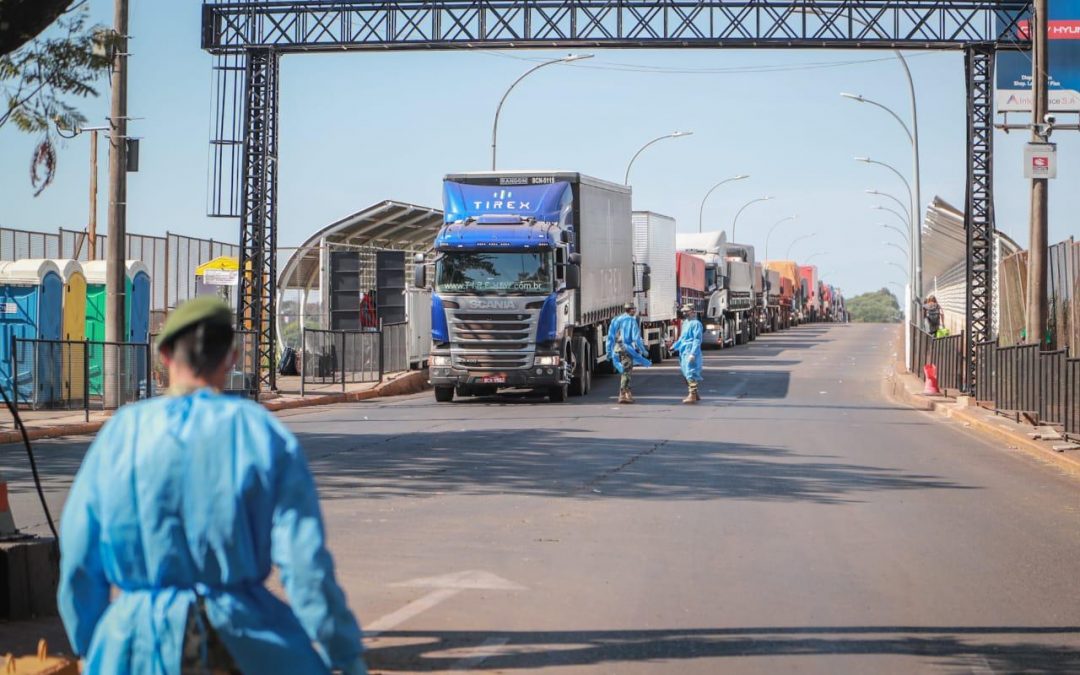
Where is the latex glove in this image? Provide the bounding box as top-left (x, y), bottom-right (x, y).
top-left (688, 354), bottom-right (695, 362)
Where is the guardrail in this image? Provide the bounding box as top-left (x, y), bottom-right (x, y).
top-left (300, 323), bottom-right (411, 395)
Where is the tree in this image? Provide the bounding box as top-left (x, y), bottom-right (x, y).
top-left (1, 4), bottom-right (113, 195)
top-left (847, 288), bottom-right (902, 324)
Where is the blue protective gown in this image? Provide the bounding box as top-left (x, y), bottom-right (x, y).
top-left (671, 318), bottom-right (704, 382)
top-left (58, 389), bottom-right (363, 675)
top-left (606, 313), bottom-right (652, 373)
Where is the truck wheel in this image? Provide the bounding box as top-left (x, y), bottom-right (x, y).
top-left (648, 342), bottom-right (663, 363)
top-left (570, 339), bottom-right (587, 397)
top-left (548, 383), bottom-right (568, 403)
top-left (434, 386), bottom-right (454, 403)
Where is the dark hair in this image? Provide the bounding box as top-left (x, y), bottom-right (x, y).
top-left (166, 322), bottom-right (235, 377)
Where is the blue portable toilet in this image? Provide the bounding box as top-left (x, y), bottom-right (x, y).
top-left (0, 260), bottom-right (64, 405)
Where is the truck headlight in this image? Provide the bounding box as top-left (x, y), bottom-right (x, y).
top-left (705, 324), bottom-right (718, 331)
top-left (533, 355), bottom-right (560, 366)
top-left (431, 354), bottom-right (451, 367)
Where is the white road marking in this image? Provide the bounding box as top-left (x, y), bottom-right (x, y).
top-left (366, 571), bottom-right (525, 638)
top-left (450, 637), bottom-right (510, 670)
top-left (365, 587), bottom-right (461, 637)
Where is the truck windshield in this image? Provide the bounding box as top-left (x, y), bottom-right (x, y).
top-left (435, 251), bottom-right (553, 295)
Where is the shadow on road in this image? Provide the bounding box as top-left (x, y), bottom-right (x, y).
top-left (366, 626), bottom-right (1080, 673)
top-left (299, 429), bottom-right (975, 503)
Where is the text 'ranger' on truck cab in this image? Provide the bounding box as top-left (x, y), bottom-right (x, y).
top-left (414, 171), bottom-right (635, 403)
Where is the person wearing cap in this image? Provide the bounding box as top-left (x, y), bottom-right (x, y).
top-left (606, 301), bottom-right (652, 403)
top-left (58, 297), bottom-right (367, 675)
top-left (668, 303), bottom-right (704, 404)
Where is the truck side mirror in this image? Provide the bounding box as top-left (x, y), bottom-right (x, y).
top-left (641, 264), bottom-right (652, 293)
top-left (565, 264), bottom-right (581, 291)
top-left (568, 253), bottom-right (582, 265)
top-left (412, 254), bottom-right (427, 288)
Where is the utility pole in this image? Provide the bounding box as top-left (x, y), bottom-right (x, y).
top-left (88, 129), bottom-right (98, 259)
top-left (105, 0), bottom-right (129, 407)
top-left (1027, 0), bottom-right (1049, 348)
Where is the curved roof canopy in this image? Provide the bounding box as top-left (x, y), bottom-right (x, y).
top-left (279, 200), bottom-right (442, 291)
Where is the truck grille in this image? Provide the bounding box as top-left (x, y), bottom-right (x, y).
top-left (447, 309), bottom-right (537, 370)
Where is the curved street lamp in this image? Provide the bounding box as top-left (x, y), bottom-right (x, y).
top-left (804, 251), bottom-right (827, 264)
top-left (698, 174), bottom-right (750, 233)
top-left (785, 232), bottom-right (816, 259)
top-left (881, 222), bottom-right (911, 247)
top-left (491, 54), bottom-right (593, 170)
top-left (855, 157), bottom-right (913, 208)
top-left (884, 240), bottom-right (909, 259)
top-left (731, 196), bottom-right (773, 242)
top-left (866, 188), bottom-right (911, 222)
top-left (763, 215), bottom-right (798, 263)
top-left (873, 204), bottom-right (911, 231)
top-left (624, 131), bottom-right (693, 185)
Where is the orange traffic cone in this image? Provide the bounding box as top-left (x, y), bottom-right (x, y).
top-left (923, 364), bottom-right (941, 396)
top-left (0, 470), bottom-right (16, 538)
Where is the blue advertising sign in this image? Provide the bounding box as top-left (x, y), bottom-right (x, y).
top-left (997, 0), bottom-right (1080, 112)
top-left (443, 181), bottom-right (572, 224)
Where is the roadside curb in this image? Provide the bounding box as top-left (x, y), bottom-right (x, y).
top-left (0, 370), bottom-right (430, 444)
top-left (884, 368), bottom-right (1080, 476)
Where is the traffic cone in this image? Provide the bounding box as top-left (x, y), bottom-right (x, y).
top-left (0, 469), bottom-right (16, 538)
top-left (923, 364), bottom-right (941, 396)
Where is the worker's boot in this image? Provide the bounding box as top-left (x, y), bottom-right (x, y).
top-left (692, 389), bottom-right (701, 402)
top-left (625, 391), bottom-right (635, 404)
top-left (618, 390), bottom-right (629, 404)
top-left (682, 389), bottom-right (698, 405)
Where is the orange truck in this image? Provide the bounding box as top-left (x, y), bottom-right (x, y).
top-left (764, 260), bottom-right (800, 329)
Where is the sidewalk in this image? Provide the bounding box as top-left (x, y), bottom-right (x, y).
top-left (884, 365), bottom-right (1080, 477)
top-left (0, 369), bottom-right (429, 445)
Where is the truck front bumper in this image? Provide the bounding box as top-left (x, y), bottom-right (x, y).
top-left (701, 327), bottom-right (722, 346)
top-left (429, 366), bottom-right (563, 389)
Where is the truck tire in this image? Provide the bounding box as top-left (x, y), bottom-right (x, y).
top-left (434, 386), bottom-right (454, 403)
top-left (648, 342), bottom-right (663, 363)
top-left (571, 338), bottom-right (587, 397)
top-left (548, 383), bottom-right (568, 402)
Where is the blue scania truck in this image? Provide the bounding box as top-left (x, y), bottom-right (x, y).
top-left (414, 171), bottom-right (636, 402)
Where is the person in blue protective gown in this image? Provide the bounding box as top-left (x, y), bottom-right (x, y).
top-left (669, 303), bottom-right (704, 404)
top-left (57, 297), bottom-right (367, 675)
top-left (606, 301), bottom-right (652, 404)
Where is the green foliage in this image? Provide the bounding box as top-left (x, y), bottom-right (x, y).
top-left (847, 287), bottom-right (902, 324)
top-left (0, 7), bottom-right (113, 194)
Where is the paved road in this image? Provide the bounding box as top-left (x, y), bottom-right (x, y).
top-left (5, 324), bottom-right (1080, 673)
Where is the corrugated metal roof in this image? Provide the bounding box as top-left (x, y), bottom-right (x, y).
top-left (278, 200), bottom-right (441, 291)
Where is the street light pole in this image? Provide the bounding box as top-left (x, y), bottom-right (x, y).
top-left (785, 232), bottom-right (816, 259)
top-left (865, 189), bottom-right (912, 223)
top-left (873, 205), bottom-right (911, 232)
top-left (730, 196), bottom-right (773, 242)
top-left (698, 174), bottom-right (749, 233)
top-left (1027, 0), bottom-right (1049, 346)
top-left (764, 215), bottom-right (798, 263)
top-left (881, 223), bottom-right (911, 247)
top-left (105, 0), bottom-right (129, 408)
top-left (624, 131), bottom-right (693, 185)
top-left (491, 54), bottom-right (592, 170)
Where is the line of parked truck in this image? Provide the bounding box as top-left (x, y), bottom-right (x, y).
top-left (415, 171), bottom-right (846, 403)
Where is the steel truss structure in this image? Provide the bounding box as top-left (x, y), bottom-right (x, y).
top-left (201, 0), bottom-right (1032, 393)
top-left (964, 44), bottom-right (995, 392)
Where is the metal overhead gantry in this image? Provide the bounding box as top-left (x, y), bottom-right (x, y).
top-left (200, 0), bottom-right (1032, 394)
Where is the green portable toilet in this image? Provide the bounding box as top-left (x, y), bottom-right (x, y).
top-left (83, 260), bottom-right (152, 398)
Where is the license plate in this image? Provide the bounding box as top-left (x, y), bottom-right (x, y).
top-left (480, 375), bottom-right (506, 384)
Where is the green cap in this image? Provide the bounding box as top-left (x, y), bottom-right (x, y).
top-left (157, 296), bottom-right (234, 350)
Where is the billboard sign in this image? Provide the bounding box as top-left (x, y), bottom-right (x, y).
top-left (996, 1), bottom-right (1080, 112)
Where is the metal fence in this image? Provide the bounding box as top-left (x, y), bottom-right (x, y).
top-left (381, 322), bottom-right (409, 375)
top-left (10, 338), bottom-right (152, 418)
top-left (151, 330), bottom-right (259, 399)
top-left (0, 226), bottom-right (239, 322)
top-left (301, 328), bottom-right (383, 394)
top-left (911, 326), bottom-right (965, 394)
top-left (972, 339), bottom-right (1080, 439)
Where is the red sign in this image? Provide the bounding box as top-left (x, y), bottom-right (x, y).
top-left (1017, 20), bottom-right (1080, 40)
top-left (1034, 157), bottom-right (1049, 169)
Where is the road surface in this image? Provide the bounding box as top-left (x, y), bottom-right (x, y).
top-left (5, 323), bottom-right (1080, 673)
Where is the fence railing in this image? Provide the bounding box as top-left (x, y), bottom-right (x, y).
top-left (911, 326), bottom-right (965, 394)
top-left (8, 338), bottom-right (153, 419)
top-left (972, 339), bottom-right (1080, 440)
top-left (300, 323), bottom-right (411, 394)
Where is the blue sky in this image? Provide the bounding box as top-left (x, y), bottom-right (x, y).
top-left (1, 1), bottom-right (1077, 297)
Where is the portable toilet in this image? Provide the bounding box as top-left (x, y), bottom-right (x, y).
top-left (0, 260), bottom-right (64, 405)
top-left (84, 260), bottom-right (152, 397)
top-left (49, 260), bottom-right (87, 402)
